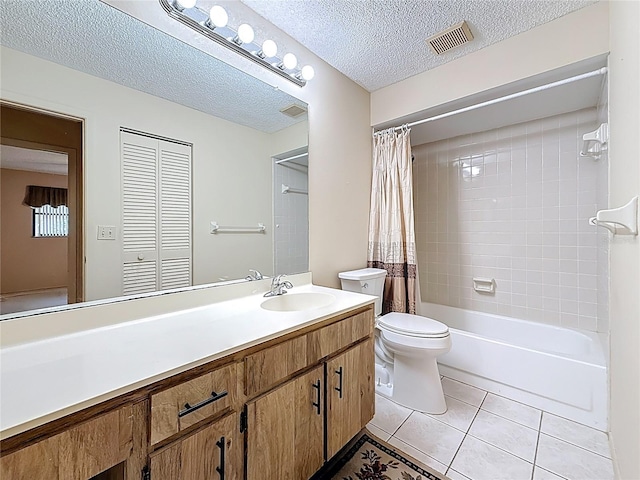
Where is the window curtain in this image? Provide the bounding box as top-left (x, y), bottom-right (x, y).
top-left (22, 185), bottom-right (68, 208)
top-left (367, 127), bottom-right (417, 314)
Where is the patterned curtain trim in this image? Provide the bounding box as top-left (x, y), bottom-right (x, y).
top-left (368, 261), bottom-right (417, 314)
top-left (22, 185), bottom-right (68, 208)
top-left (367, 261), bottom-right (416, 279)
top-left (367, 240), bottom-right (417, 266)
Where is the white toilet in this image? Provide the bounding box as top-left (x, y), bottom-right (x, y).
top-left (339, 267), bottom-right (451, 414)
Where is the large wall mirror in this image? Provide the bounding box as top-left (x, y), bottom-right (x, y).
top-left (0, 0), bottom-right (309, 318)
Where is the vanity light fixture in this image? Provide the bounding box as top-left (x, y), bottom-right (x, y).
top-left (258, 39), bottom-right (278, 59)
top-left (206, 5), bottom-right (227, 29)
top-left (160, 0), bottom-right (314, 87)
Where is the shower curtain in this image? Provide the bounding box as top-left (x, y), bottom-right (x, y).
top-left (368, 127), bottom-right (417, 314)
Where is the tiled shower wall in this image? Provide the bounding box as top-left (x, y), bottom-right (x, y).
top-left (413, 108), bottom-right (609, 333)
top-left (273, 161), bottom-right (309, 275)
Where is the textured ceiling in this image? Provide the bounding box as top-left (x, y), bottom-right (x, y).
top-left (0, 0), bottom-right (306, 133)
top-left (241, 0), bottom-right (597, 92)
top-left (0, 146), bottom-right (69, 176)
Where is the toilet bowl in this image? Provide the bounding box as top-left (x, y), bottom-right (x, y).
top-left (338, 268), bottom-right (451, 414)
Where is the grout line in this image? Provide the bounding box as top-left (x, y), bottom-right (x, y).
top-left (537, 431), bottom-right (613, 460)
top-left (530, 414), bottom-right (543, 480)
top-left (463, 430), bottom-right (537, 465)
top-left (445, 402), bottom-right (485, 473)
top-left (447, 433), bottom-right (467, 472)
top-left (418, 406), bottom-right (472, 435)
top-left (388, 434), bottom-right (449, 474)
top-left (477, 390), bottom-right (488, 410)
top-left (465, 399), bottom-right (483, 435)
top-left (538, 411), bottom-right (544, 432)
top-left (534, 466), bottom-right (571, 480)
top-left (390, 410), bottom-right (414, 438)
top-left (476, 406), bottom-right (540, 432)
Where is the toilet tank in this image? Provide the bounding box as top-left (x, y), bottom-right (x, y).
top-left (338, 268), bottom-right (387, 316)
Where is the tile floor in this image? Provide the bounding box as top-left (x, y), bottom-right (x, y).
top-left (367, 376), bottom-right (614, 480)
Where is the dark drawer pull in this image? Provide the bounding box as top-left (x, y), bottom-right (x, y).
top-left (312, 380), bottom-right (321, 415)
top-left (178, 390), bottom-right (228, 417)
top-left (335, 366), bottom-right (343, 399)
top-left (216, 436), bottom-right (226, 480)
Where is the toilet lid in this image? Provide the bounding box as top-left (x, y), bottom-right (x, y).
top-left (378, 312), bottom-right (449, 337)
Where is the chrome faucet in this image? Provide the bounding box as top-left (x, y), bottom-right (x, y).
top-left (264, 274), bottom-right (293, 297)
top-left (245, 269), bottom-right (264, 281)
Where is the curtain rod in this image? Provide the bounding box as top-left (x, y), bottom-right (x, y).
top-left (275, 152), bottom-right (309, 164)
top-left (374, 67), bottom-right (608, 135)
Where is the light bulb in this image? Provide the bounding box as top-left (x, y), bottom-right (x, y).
top-left (208, 5), bottom-right (228, 28)
top-left (301, 65), bottom-right (315, 81)
top-left (261, 39), bottom-right (277, 58)
top-left (283, 53), bottom-right (297, 70)
top-left (175, 0), bottom-right (196, 9)
top-left (237, 24), bottom-right (255, 44)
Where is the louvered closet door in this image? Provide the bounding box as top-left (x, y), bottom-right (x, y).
top-left (121, 132), bottom-right (159, 295)
top-left (120, 132), bottom-right (192, 295)
top-left (159, 140), bottom-right (192, 290)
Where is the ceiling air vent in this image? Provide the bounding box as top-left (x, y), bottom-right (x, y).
top-left (280, 104), bottom-right (307, 118)
top-left (427, 21), bottom-right (474, 55)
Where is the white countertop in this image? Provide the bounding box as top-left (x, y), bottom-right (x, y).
top-left (0, 277), bottom-right (375, 439)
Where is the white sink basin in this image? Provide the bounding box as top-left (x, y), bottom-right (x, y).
top-left (260, 292), bottom-right (335, 312)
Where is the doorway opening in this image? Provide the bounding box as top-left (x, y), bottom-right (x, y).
top-left (0, 103), bottom-right (83, 315)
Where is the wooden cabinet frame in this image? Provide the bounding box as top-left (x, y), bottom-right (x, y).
top-left (1, 304), bottom-right (375, 480)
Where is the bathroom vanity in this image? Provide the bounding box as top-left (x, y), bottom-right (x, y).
top-left (0, 276), bottom-right (375, 479)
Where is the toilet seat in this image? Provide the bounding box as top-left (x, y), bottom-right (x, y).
top-left (378, 312), bottom-right (449, 338)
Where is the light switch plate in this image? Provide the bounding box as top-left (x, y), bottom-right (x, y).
top-left (97, 225), bottom-right (116, 240)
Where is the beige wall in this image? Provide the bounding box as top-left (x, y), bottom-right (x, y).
top-left (105, 0), bottom-right (372, 289)
top-left (1, 27), bottom-right (371, 296)
top-left (608, 1), bottom-right (640, 478)
top-left (371, 1), bottom-right (609, 126)
top-left (269, 120), bottom-right (309, 158)
top-left (1, 47), bottom-right (296, 299)
top-left (0, 169), bottom-right (68, 293)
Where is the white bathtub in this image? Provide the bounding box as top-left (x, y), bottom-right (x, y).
top-left (421, 302), bottom-right (608, 431)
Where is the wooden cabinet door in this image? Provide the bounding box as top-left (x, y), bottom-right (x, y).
top-left (149, 412), bottom-right (241, 480)
top-left (0, 402), bottom-right (145, 480)
top-left (326, 338), bottom-right (375, 458)
top-left (246, 366), bottom-right (324, 480)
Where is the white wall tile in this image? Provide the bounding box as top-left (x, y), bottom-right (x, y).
top-left (273, 161), bottom-right (308, 275)
top-left (414, 108), bottom-right (608, 332)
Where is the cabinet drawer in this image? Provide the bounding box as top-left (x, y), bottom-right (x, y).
top-left (244, 335), bottom-right (307, 397)
top-left (151, 363), bottom-right (237, 445)
top-left (307, 309), bottom-right (374, 363)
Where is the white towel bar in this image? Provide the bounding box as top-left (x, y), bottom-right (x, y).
top-left (210, 222), bottom-right (266, 234)
top-left (282, 184), bottom-right (308, 195)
